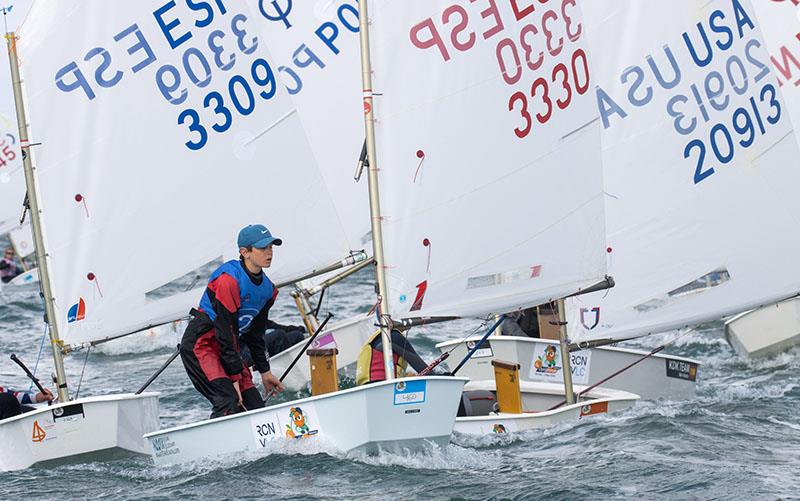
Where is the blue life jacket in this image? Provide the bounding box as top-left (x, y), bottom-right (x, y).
top-left (198, 260), bottom-right (274, 333)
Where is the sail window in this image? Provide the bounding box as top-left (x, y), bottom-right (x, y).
top-left (634, 267), bottom-right (731, 312)
top-left (145, 256), bottom-right (223, 300)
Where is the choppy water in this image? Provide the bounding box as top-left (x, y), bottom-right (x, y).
top-left (1, 260), bottom-right (798, 500)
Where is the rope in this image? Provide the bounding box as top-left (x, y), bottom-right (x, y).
top-left (74, 345), bottom-right (91, 399)
top-left (28, 325), bottom-right (47, 391)
top-left (548, 327), bottom-right (698, 410)
top-left (441, 315), bottom-right (492, 357)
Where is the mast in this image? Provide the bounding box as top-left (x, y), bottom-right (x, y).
top-left (358, 1), bottom-right (395, 380)
top-left (6, 31), bottom-right (70, 402)
top-left (556, 299), bottom-right (575, 405)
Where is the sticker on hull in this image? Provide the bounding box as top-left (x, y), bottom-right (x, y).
top-left (393, 380), bottom-right (427, 405)
top-left (665, 358), bottom-right (698, 382)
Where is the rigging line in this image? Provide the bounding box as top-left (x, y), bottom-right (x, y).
top-left (441, 315), bottom-right (492, 357)
top-left (28, 325), bottom-right (47, 391)
top-left (548, 327), bottom-right (698, 411)
top-left (74, 345), bottom-right (91, 400)
top-left (29, 284), bottom-right (50, 391)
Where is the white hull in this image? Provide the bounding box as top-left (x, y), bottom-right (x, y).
top-left (725, 297), bottom-right (800, 358)
top-left (145, 376), bottom-right (467, 465)
top-left (5, 267), bottom-right (39, 286)
top-left (454, 381), bottom-right (639, 435)
top-left (268, 314), bottom-right (376, 391)
top-left (0, 392), bottom-right (160, 471)
top-left (438, 336), bottom-right (699, 401)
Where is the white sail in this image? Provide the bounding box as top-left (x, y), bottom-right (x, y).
top-left (0, 113), bottom-right (25, 236)
top-left (255, 0), bottom-right (370, 252)
top-left (367, 1), bottom-right (607, 319)
top-left (17, 1), bottom-right (353, 346)
top-left (753, 0), bottom-right (800, 131)
top-left (568, 0), bottom-right (800, 342)
top-left (8, 223), bottom-right (33, 258)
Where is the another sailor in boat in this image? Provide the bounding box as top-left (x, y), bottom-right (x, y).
top-left (0, 247), bottom-right (22, 284)
top-left (180, 224), bottom-right (285, 418)
top-left (355, 329), bottom-right (441, 385)
top-left (0, 385), bottom-right (53, 420)
top-left (501, 307), bottom-right (541, 338)
top-left (240, 322), bottom-right (306, 366)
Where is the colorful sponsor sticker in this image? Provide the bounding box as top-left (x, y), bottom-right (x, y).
top-left (393, 380), bottom-right (426, 405)
top-left (250, 404), bottom-right (322, 449)
top-left (528, 344), bottom-right (591, 385)
top-left (67, 297), bottom-right (86, 323)
top-left (665, 358), bottom-right (698, 382)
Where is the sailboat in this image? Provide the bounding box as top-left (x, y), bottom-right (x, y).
top-left (0, 113), bottom-right (38, 288)
top-left (448, 0), bottom-right (800, 391)
top-left (0, 0), bottom-right (393, 470)
top-left (0, 30), bottom-right (159, 472)
top-left (144, 0), bottom-right (650, 461)
top-left (723, 0), bottom-right (800, 358)
top-left (221, 0), bottom-right (378, 391)
top-left (357, 0), bottom-right (640, 436)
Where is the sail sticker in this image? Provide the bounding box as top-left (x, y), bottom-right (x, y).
top-left (579, 401), bottom-right (609, 417)
top-left (393, 380), bottom-right (427, 405)
top-left (151, 435), bottom-right (180, 458)
top-left (580, 307), bottom-right (600, 330)
top-left (67, 297), bottom-right (86, 323)
top-left (528, 344), bottom-right (591, 385)
top-left (665, 358), bottom-right (699, 382)
top-left (466, 339), bottom-right (493, 358)
top-left (410, 280), bottom-right (427, 311)
top-left (31, 421), bottom-right (46, 442)
top-left (466, 266), bottom-right (536, 289)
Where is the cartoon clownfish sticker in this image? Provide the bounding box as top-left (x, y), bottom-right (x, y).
top-left (285, 406), bottom-right (318, 439)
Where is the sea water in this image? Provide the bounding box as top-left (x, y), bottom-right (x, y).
top-left (1, 264), bottom-right (798, 500)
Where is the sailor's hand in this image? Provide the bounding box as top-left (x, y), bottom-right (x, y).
top-left (289, 325), bottom-right (306, 333)
top-left (261, 371), bottom-right (284, 393)
top-left (232, 380), bottom-right (243, 408)
top-left (35, 388), bottom-right (54, 403)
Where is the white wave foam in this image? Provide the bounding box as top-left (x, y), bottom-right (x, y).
top-left (94, 321), bottom-right (186, 356)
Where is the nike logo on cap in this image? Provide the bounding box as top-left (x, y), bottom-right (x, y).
top-left (261, 230), bottom-right (268, 234)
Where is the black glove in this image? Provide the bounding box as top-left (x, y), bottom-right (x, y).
top-left (287, 324), bottom-right (306, 333)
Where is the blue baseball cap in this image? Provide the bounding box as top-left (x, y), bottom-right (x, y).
top-left (238, 224), bottom-right (283, 249)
